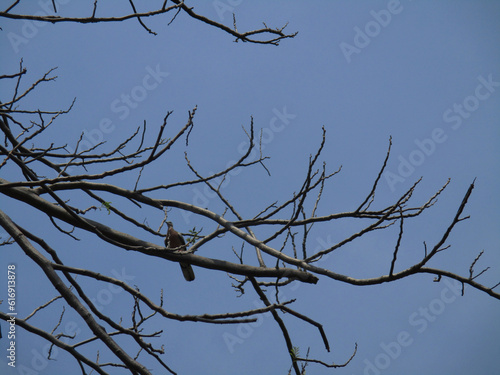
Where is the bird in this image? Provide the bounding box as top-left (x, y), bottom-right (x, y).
top-left (165, 221), bottom-right (195, 281)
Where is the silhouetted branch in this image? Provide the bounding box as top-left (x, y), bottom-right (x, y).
top-left (0, 19), bottom-right (497, 371)
top-left (0, 1), bottom-right (297, 45)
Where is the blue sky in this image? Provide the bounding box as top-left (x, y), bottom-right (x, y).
top-left (1, 1), bottom-right (499, 374)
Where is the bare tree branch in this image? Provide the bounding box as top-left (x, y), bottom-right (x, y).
top-left (1, 7), bottom-right (497, 372)
top-left (0, 2), bottom-right (297, 45)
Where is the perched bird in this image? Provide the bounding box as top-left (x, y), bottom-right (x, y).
top-left (165, 221), bottom-right (195, 281)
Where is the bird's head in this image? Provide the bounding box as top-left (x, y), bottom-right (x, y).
top-left (166, 221), bottom-right (173, 228)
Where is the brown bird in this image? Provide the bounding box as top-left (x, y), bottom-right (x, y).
top-left (165, 221), bottom-right (195, 281)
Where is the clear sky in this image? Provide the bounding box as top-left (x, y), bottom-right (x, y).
top-left (1, 1), bottom-right (499, 374)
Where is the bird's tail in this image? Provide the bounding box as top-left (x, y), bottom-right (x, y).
top-left (180, 262), bottom-right (195, 281)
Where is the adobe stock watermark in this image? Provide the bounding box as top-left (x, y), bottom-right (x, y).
top-left (360, 278), bottom-right (462, 375)
top-left (384, 73), bottom-right (499, 192)
top-left (64, 64), bottom-right (169, 173)
top-left (339, 0), bottom-right (404, 63)
top-left (7, 0), bottom-right (72, 54)
top-left (222, 235), bottom-right (334, 354)
top-left (213, 0), bottom-right (243, 21)
top-left (181, 106), bottom-right (296, 224)
top-left (15, 321), bottom-right (81, 375)
top-left (88, 267), bottom-right (136, 311)
top-left (16, 267), bottom-right (135, 374)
